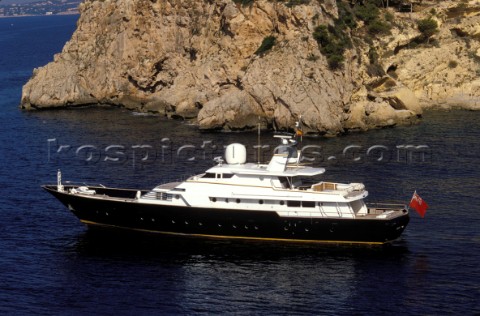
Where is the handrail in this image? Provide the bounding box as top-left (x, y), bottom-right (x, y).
top-left (367, 202), bottom-right (407, 209)
top-left (366, 202), bottom-right (407, 207)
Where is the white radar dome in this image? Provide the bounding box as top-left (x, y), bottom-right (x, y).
top-left (225, 143), bottom-right (247, 165)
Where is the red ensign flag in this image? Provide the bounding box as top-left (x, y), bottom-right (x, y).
top-left (409, 191), bottom-right (429, 218)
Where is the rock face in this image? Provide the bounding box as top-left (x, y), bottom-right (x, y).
top-left (381, 1), bottom-right (480, 111)
top-left (20, 0), bottom-right (480, 134)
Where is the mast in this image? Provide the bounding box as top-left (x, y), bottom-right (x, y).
top-left (257, 116), bottom-right (261, 164)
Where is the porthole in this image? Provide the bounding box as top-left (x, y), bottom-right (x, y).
top-left (175, 195), bottom-right (180, 199)
top-left (212, 197), bottom-right (217, 202)
top-left (280, 201), bottom-right (285, 206)
top-left (236, 199), bottom-right (241, 204)
top-left (259, 200), bottom-right (264, 205)
top-left (225, 198), bottom-right (229, 203)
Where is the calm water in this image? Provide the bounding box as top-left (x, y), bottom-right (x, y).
top-left (0, 16), bottom-right (479, 315)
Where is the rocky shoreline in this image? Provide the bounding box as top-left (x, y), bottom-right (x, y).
top-left (20, 0), bottom-right (480, 135)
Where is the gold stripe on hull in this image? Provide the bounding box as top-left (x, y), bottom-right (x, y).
top-left (80, 220), bottom-right (387, 246)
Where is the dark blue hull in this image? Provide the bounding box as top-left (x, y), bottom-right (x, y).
top-left (43, 185), bottom-right (409, 245)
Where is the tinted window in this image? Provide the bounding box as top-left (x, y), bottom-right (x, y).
top-left (287, 200), bottom-right (301, 207)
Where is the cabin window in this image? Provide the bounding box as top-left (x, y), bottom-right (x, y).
top-left (278, 177), bottom-right (291, 189)
top-left (202, 173), bottom-right (216, 178)
top-left (287, 200), bottom-right (301, 207)
top-left (302, 201), bottom-right (316, 208)
top-left (222, 173), bottom-right (234, 178)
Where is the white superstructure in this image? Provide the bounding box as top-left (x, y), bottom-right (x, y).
top-left (140, 135), bottom-right (372, 219)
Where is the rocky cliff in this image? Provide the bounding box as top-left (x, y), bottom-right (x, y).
top-left (20, 0), bottom-right (480, 135)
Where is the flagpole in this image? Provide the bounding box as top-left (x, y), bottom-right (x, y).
top-left (407, 190), bottom-right (416, 212)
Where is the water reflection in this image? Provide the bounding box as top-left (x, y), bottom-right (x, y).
top-left (65, 229), bottom-right (412, 314)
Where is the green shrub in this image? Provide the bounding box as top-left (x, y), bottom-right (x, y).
top-left (255, 36), bottom-right (276, 56)
top-left (368, 47), bottom-right (379, 64)
top-left (337, 1), bottom-right (357, 29)
top-left (326, 54), bottom-right (344, 70)
top-left (313, 25), bottom-right (329, 46)
top-left (313, 24), bottom-right (350, 70)
top-left (418, 18), bottom-right (438, 40)
top-left (355, 2), bottom-right (380, 24)
top-left (352, 1), bottom-right (391, 36)
top-left (367, 19), bottom-right (391, 35)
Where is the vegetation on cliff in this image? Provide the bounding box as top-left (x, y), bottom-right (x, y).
top-left (312, 0), bottom-right (393, 70)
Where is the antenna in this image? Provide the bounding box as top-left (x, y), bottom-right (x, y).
top-left (257, 116), bottom-right (261, 164)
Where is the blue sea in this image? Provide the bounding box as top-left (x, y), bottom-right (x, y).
top-left (0, 15), bottom-right (479, 315)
